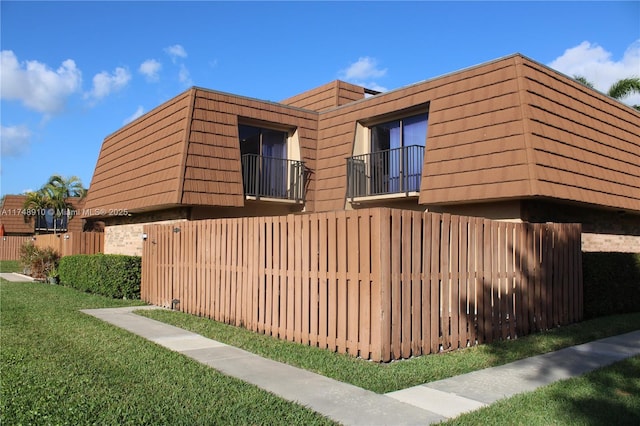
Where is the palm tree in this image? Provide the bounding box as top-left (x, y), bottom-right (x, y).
top-left (22, 190), bottom-right (50, 233)
top-left (607, 78), bottom-right (640, 105)
top-left (572, 75), bottom-right (594, 89)
top-left (573, 75), bottom-right (640, 110)
top-left (43, 174), bottom-right (88, 199)
top-left (23, 175), bottom-right (88, 234)
top-left (43, 175), bottom-right (88, 228)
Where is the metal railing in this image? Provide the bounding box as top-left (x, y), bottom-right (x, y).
top-left (241, 154), bottom-right (305, 202)
top-left (34, 213), bottom-right (68, 233)
top-left (346, 145), bottom-right (425, 198)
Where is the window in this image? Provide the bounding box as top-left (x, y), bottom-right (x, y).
top-left (347, 111), bottom-right (428, 198)
top-left (238, 123), bottom-right (305, 201)
top-left (239, 125), bottom-right (287, 159)
top-left (34, 208), bottom-right (69, 233)
top-left (370, 113), bottom-right (428, 153)
top-left (370, 113), bottom-right (427, 194)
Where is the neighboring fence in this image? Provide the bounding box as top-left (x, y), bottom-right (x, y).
top-left (33, 232), bottom-right (104, 257)
top-left (0, 236), bottom-right (32, 260)
top-left (141, 208), bottom-right (583, 362)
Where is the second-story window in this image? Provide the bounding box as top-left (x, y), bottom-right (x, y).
top-left (238, 123), bottom-right (305, 202)
top-left (239, 125), bottom-right (287, 159)
top-left (370, 113), bottom-right (428, 153)
top-left (370, 112), bottom-right (427, 194)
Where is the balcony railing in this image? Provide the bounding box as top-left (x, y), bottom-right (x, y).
top-left (241, 154), bottom-right (305, 202)
top-left (34, 213), bottom-right (69, 233)
top-left (347, 145), bottom-right (425, 199)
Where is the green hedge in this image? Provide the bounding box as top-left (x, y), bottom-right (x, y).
top-left (58, 254), bottom-right (141, 299)
top-left (583, 252), bottom-right (640, 319)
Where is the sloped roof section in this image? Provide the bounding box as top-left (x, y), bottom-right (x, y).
top-left (83, 53), bottom-right (640, 218)
top-left (313, 55), bottom-right (534, 212)
top-left (516, 56), bottom-right (640, 212)
top-left (83, 90), bottom-right (194, 216)
top-left (84, 86), bottom-right (320, 217)
top-left (1, 195), bottom-right (86, 234)
top-left (186, 88), bottom-right (319, 209)
top-left (418, 55), bottom-right (531, 205)
top-left (1, 195), bottom-right (34, 234)
top-left (181, 89), bottom-right (246, 207)
top-left (281, 80), bottom-right (365, 112)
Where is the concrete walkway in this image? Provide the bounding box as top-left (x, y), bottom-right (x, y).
top-left (0, 272), bottom-right (35, 282)
top-left (83, 306), bottom-right (640, 425)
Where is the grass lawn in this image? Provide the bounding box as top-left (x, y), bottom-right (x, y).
top-left (0, 278), bottom-right (335, 425)
top-left (442, 355), bottom-right (640, 425)
top-left (3, 257), bottom-right (639, 425)
top-left (139, 308), bottom-right (640, 394)
top-left (0, 260), bottom-right (21, 273)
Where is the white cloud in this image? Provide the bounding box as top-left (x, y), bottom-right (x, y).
top-left (548, 40), bottom-right (640, 106)
top-left (165, 44), bottom-right (187, 63)
top-left (123, 106), bottom-right (145, 124)
top-left (139, 59), bottom-right (161, 82)
top-left (340, 57), bottom-right (387, 81)
top-left (163, 44), bottom-right (192, 86)
top-left (0, 50), bottom-right (82, 114)
top-left (179, 64), bottom-right (192, 86)
top-left (0, 124), bottom-right (32, 157)
top-left (86, 67), bottom-right (131, 101)
top-left (338, 57), bottom-right (388, 92)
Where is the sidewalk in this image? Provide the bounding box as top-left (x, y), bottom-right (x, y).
top-left (0, 272), bottom-right (35, 282)
top-left (83, 306), bottom-right (640, 425)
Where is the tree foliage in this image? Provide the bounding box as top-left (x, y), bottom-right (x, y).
top-left (22, 175), bottom-right (88, 232)
top-left (573, 75), bottom-right (640, 110)
top-left (606, 77), bottom-right (640, 103)
top-left (573, 75), bottom-right (595, 89)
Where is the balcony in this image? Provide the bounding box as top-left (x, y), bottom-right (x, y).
top-left (347, 145), bottom-right (425, 200)
top-left (34, 212), bottom-right (69, 233)
top-left (241, 154), bottom-right (305, 203)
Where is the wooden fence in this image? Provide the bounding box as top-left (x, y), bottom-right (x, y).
top-left (0, 236), bottom-right (32, 260)
top-left (141, 208), bottom-right (582, 362)
top-left (33, 232), bottom-right (104, 257)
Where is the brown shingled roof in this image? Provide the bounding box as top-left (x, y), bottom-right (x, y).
top-left (0, 195), bottom-right (86, 235)
top-left (0, 195), bottom-right (33, 235)
top-left (82, 53), bottom-right (640, 218)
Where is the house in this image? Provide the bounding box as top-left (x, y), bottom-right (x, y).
top-left (82, 53), bottom-right (640, 256)
top-left (0, 195), bottom-right (87, 235)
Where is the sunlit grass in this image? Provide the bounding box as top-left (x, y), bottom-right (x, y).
top-left (139, 308), bottom-right (640, 394)
top-left (0, 260), bottom-right (21, 273)
top-left (0, 280), bottom-right (335, 425)
top-left (441, 356), bottom-right (640, 425)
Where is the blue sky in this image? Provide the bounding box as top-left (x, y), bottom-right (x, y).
top-left (1, 1), bottom-right (639, 197)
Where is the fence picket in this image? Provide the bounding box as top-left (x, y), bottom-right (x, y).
top-left (336, 212), bottom-right (347, 354)
top-left (401, 210), bottom-right (412, 358)
top-left (359, 212), bottom-right (371, 358)
top-left (411, 211), bottom-right (422, 354)
top-left (347, 211), bottom-right (360, 356)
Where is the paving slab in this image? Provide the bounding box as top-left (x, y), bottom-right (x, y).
top-left (386, 386), bottom-right (486, 418)
top-left (389, 330), bottom-right (640, 415)
top-left (83, 306), bottom-right (640, 425)
top-left (0, 272), bottom-right (35, 282)
top-left (82, 306), bottom-right (443, 426)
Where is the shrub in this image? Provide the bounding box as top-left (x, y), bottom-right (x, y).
top-left (58, 254), bottom-right (141, 299)
top-left (19, 242), bottom-right (38, 274)
top-left (19, 242), bottom-right (60, 280)
top-left (583, 252), bottom-right (640, 319)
